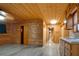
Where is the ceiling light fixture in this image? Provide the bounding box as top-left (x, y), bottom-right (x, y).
top-left (0, 10), bottom-right (6, 21)
top-left (0, 10), bottom-right (6, 16)
top-left (0, 15), bottom-right (5, 21)
top-left (50, 19), bottom-right (57, 25)
top-left (64, 20), bottom-right (67, 24)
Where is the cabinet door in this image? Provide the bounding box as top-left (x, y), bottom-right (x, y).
top-left (64, 43), bottom-right (71, 56)
top-left (64, 50), bottom-right (71, 56)
top-left (66, 15), bottom-right (73, 30)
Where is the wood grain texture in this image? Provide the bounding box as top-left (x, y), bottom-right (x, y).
top-left (60, 39), bottom-right (79, 56)
top-left (0, 3), bottom-right (68, 24)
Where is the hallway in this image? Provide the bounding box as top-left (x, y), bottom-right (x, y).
top-left (0, 3), bottom-right (79, 56)
top-left (0, 4), bottom-right (67, 56)
top-left (0, 43), bottom-right (59, 56)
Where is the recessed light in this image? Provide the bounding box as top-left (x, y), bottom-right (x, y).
top-left (50, 19), bottom-right (57, 25)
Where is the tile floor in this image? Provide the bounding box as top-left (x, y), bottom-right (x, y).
top-left (0, 42), bottom-right (60, 56)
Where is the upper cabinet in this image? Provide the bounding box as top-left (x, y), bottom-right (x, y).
top-left (65, 4), bottom-right (79, 32)
top-left (73, 10), bottom-right (78, 32)
top-left (66, 15), bottom-right (73, 30)
top-left (66, 4), bottom-right (77, 17)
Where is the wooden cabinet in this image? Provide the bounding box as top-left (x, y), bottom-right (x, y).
top-left (66, 15), bottom-right (73, 30)
top-left (64, 43), bottom-right (71, 56)
top-left (60, 39), bottom-right (79, 56)
top-left (65, 4), bottom-right (79, 32)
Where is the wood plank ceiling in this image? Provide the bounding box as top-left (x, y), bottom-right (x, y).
top-left (0, 3), bottom-right (68, 24)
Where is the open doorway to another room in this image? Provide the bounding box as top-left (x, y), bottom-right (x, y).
top-left (21, 26), bottom-right (24, 45)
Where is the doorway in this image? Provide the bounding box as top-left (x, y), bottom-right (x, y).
top-left (21, 26), bottom-right (24, 44)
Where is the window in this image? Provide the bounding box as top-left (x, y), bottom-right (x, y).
top-left (0, 24), bottom-right (6, 33)
top-left (73, 12), bottom-right (77, 25)
top-left (73, 11), bottom-right (78, 32)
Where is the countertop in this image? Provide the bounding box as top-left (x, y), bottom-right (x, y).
top-left (61, 38), bottom-right (79, 44)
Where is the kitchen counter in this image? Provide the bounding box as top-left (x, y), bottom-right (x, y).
top-left (61, 38), bottom-right (79, 44)
top-left (60, 38), bottom-right (79, 56)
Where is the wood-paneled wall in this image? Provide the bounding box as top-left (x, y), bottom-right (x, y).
top-left (13, 19), bottom-right (43, 47)
top-left (43, 21), bottom-right (48, 46)
top-left (53, 25), bottom-right (61, 43)
top-left (0, 23), bottom-right (18, 45)
top-left (26, 20), bottom-right (43, 46)
top-left (0, 19), bottom-right (43, 47)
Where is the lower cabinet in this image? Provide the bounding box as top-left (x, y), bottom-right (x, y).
top-left (60, 39), bottom-right (79, 56)
top-left (64, 43), bottom-right (71, 56)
